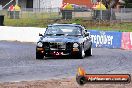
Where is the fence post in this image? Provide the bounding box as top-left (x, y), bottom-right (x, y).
top-left (110, 8), bottom-right (113, 21)
top-left (121, 8), bottom-right (122, 22)
top-left (100, 9), bottom-right (102, 20)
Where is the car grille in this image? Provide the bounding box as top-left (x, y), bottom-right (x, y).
top-left (50, 42), bottom-right (66, 50)
top-left (43, 42), bottom-right (67, 50)
top-left (43, 42), bottom-right (73, 51)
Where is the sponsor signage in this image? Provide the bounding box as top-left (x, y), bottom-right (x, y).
top-left (121, 32), bottom-right (132, 50)
top-left (89, 30), bottom-right (122, 48)
top-left (76, 67), bottom-right (131, 85)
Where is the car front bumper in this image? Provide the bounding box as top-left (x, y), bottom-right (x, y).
top-left (36, 47), bottom-right (80, 56)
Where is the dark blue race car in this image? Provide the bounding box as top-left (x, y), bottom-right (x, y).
top-left (36, 24), bottom-right (92, 59)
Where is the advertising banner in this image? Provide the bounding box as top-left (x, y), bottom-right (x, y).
top-left (89, 30), bottom-right (122, 48)
top-left (121, 32), bottom-right (132, 50)
top-left (130, 32), bottom-right (132, 48)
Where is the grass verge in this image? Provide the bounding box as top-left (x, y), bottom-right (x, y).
top-left (4, 18), bottom-right (132, 32)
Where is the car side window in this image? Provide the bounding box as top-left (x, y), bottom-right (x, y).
top-left (72, 28), bottom-right (81, 35)
top-left (83, 30), bottom-right (87, 37)
top-left (79, 26), bottom-right (87, 37)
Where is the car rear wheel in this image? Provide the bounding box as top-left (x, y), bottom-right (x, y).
top-left (36, 52), bottom-right (44, 59)
top-left (85, 45), bottom-right (92, 56)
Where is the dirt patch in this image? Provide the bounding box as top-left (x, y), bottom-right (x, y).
top-left (0, 78), bottom-right (131, 88)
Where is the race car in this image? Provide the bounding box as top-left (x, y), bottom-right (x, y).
top-left (36, 23), bottom-right (92, 59)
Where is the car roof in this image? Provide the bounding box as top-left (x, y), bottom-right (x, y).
top-left (48, 23), bottom-right (81, 27)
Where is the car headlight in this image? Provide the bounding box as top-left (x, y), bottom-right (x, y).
top-left (73, 43), bottom-right (79, 48)
top-left (37, 42), bottom-right (43, 47)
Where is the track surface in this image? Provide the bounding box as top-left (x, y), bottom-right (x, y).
top-left (0, 41), bottom-right (132, 82)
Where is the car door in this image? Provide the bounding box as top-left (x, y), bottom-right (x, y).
top-left (83, 30), bottom-right (90, 51)
top-left (85, 32), bottom-right (91, 49)
top-left (78, 26), bottom-right (88, 51)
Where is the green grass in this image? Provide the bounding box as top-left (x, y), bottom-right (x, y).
top-left (3, 10), bottom-right (132, 32)
top-left (54, 19), bottom-right (132, 32)
top-left (5, 18), bottom-right (46, 27)
top-left (4, 17), bottom-right (132, 32)
top-left (86, 22), bottom-right (132, 32)
top-left (4, 11), bottom-right (61, 27)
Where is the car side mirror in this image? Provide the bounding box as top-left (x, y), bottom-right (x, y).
top-left (85, 32), bottom-right (90, 36)
top-left (85, 33), bottom-right (89, 37)
top-left (85, 30), bottom-right (88, 32)
top-left (39, 33), bottom-right (43, 36)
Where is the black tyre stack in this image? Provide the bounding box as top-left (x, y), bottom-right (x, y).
top-left (0, 15), bottom-right (4, 26)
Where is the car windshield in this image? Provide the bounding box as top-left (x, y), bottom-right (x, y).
top-left (45, 25), bottom-right (82, 36)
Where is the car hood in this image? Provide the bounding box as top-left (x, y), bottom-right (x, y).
top-left (41, 36), bottom-right (83, 43)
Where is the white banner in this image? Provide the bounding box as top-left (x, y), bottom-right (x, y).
top-left (0, 26), bottom-right (45, 42)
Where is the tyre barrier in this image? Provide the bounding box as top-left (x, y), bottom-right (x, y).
top-left (0, 15), bottom-right (4, 26)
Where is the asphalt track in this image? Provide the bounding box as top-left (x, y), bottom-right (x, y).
top-left (0, 41), bottom-right (132, 82)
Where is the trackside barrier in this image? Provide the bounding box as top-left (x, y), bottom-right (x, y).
top-left (121, 32), bottom-right (132, 50)
top-left (88, 30), bottom-right (122, 48)
top-left (0, 26), bottom-right (45, 42)
top-left (0, 26), bottom-right (132, 50)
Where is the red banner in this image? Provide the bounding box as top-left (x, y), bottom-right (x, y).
top-left (121, 32), bottom-right (132, 50)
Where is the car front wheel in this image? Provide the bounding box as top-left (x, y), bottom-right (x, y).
top-left (77, 46), bottom-right (85, 59)
top-left (85, 45), bottom-right (92, 56)
top-left (36, 52), bottom-right (44, 59)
